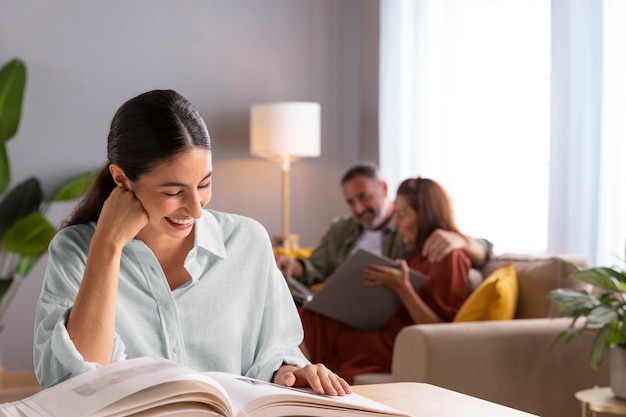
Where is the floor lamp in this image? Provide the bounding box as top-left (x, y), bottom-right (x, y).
top-left (250, 102), bottom-right (321, 250)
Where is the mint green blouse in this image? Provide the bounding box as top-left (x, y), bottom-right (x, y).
top-left (34, 209), bottom-right (308, 387)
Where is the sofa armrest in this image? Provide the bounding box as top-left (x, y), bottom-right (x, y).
top-left (392, 318), bottom-right (609, 417)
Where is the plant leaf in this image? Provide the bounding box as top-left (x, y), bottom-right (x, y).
top-left (0, 58), bottom-right (27, 143)
top-left (548, 288), bottom-right (599, 311)
top-left (587, 305), bottom-right (619, 326)
top-left (3, 212), bottom-right (55, 257)
top-left (570, 268), bottom-right (625, 292)
top-left (591, 325), bottom-right (612, 369)
top-left (0, 142), bottom-right (9, 194)
top-left (602, 267), bottom-right (626, 281)
top-left (51, 170), bottom-right (97, 202)
top-left (14, 254), bottom-right (42, 278)
top-left (0, 177), bottom-right (42, 240)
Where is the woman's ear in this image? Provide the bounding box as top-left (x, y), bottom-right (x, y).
top-left (109, 164), bottom-right (129, 189)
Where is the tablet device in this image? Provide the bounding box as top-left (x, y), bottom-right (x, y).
top-left (304, 249), bottom-right (429, 331)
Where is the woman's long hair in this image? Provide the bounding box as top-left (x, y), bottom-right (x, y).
top-left (396, 177), bottom-right (463, 256)
top-left (62, 89), bottom-right (211, 228)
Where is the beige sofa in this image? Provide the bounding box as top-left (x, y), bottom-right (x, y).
top-left (353, 254), bottom-right (611, 417)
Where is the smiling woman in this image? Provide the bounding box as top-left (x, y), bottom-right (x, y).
top-left (32, 89), bottom-right (351, 397)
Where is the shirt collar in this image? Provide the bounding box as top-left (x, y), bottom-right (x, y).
top-left (194, 210), bottom-right (226, 259)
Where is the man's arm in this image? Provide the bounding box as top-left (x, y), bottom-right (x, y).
top-left (275, 216), bottom-right (361, 287)
top-left (422, 229), bottom-right (493, 268)
top-left (276, 254), bottom-right (305, 278)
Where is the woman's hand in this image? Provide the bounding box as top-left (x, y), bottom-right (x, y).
top-left (67, 186), bottom-right (148, 365)
top-left (96, 186), bottom-right (149, 247)
top-left (362, 259), bottom-right (412, 294)
top-left (273, 364), bottom-right (352, 396)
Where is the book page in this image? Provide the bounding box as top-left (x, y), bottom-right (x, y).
top-left (119, 401), bottom-right (223, 417)
top-left (90, 380), bottom-right (228, 417)
top-left (206, 372), bottom-right (412, 417)
top-left (0, 403), bottom-right (29, 417)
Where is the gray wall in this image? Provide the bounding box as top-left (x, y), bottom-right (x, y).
top-left (0, 0), bottom-right (379, 371)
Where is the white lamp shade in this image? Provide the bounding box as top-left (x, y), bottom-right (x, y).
top-left (250, 102), bottom-right (321, 161)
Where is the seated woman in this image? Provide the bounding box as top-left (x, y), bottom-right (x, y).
top-left (299, 177), bottom-right (471, 383)
top-left (33, 89), bottom-right (349, 396)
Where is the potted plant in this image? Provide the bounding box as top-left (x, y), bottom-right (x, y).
top-left (0, 58), bottom-right (94, 331)
top-left (547, 249), bottom-right (626, 399)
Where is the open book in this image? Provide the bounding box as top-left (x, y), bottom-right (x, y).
top-left (0, 357), bottom-right (412, 417)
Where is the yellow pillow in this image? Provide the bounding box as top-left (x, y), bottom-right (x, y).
top-left (453, 262), bottom-right (518, 322)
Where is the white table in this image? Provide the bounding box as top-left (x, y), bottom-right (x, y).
top-left (353, 382), bottom-right (538, 417)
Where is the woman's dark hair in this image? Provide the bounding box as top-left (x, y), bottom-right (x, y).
top-left (63, 89), bottom-right (211, 228)
top-left (396, 177), bottom-right (463, 256)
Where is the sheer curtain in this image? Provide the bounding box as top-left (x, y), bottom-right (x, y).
top-left (379, 0), bottom-right (626, 266)
top-left (597, 0), bottom-right (626, 267)
top-left (380, 0), bottom-right (551, 254)
top-left (548, 0), bottom-right (603, 264)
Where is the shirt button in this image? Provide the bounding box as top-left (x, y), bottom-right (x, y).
top-left (164, 303), bottom-right (172, 310)
top-left (172, 346), bottom-right (178, 353)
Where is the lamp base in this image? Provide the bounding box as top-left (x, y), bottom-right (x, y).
top-left (271, 234), bottom-right (300, 251)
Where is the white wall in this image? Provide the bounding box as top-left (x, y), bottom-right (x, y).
top-left (0, 0), bottom-right (379, 371)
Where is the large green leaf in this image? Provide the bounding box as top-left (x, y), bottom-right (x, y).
top-left (3, 212), bottom-right (55, 257)
top-left (51, 170), bottom-right (97, 202)
top-left (0, 177), bottom-right (42, 240)
top-left (0, 58), bottom-right (26, 143)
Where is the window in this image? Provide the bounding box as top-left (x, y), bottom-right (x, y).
top-left (381, 1), bottom-right (626, 266)
top-left (380, 0), bottom-right (551, 254)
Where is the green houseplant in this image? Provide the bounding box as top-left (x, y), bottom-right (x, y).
top-left (0, 58), bottom-right (94, 326)
top-left (547, 250), bottom-right (626, 398)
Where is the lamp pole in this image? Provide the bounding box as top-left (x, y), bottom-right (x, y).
top-left (280, 153), bottom-right (293, 249)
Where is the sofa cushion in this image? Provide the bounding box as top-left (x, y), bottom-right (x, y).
top-left (480, 254), bottom-right (590, 319)
top-left (454, 262), bottom-right (517, 322)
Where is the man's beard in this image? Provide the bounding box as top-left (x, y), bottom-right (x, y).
top-left (361, 199), bottom-right (392, 230)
